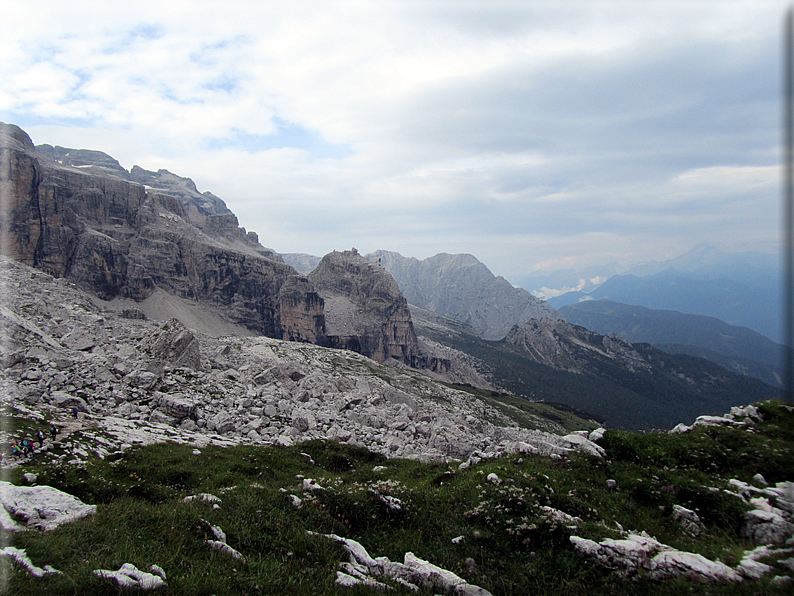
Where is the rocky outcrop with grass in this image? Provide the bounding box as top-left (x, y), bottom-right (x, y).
top-left (0, 481), bottom-right (96, 532)
top-left (2, 397), bottom-right (793, 593)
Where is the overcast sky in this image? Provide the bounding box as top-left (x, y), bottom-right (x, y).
top-left (0, 1), bottom-right (787, 282)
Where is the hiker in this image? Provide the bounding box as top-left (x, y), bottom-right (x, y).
top-left (72, 407), bottom-right (78, 419)
top-left (11, 443), bottom-right (20, 458)
top-left (21, 439), bottom-right (32, 456)
top-left (37, 430), bottom-right (44, 448)
top-left (50, 424), bottom-right (58, 441)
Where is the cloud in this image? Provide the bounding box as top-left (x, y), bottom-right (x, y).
top-left (672, 165), bottom-right (778, 193)
top-left (1, 1), bottom-right (787, 281)
top-left (203, 119), bottom-right (353, 158)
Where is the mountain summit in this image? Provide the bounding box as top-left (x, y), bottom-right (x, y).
top-left (368, 250), bottom-right (555, 340)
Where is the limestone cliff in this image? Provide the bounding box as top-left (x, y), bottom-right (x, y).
top-left (0, 122), bottom-right (325, 343)
top-left (308, 249), bottom-right (428, 368)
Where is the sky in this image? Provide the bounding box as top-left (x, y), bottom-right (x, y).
top-left (0, 1), bottom-right (788, 283)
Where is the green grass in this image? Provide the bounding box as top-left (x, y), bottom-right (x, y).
top-left (444, 383), bottom-right (602, 432)
top-left (3, 401), bottom-right (794, 594)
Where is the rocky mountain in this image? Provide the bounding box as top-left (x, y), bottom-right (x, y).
top-left (307, 249), bottom-right (434, 369)
top-left (0, 255), bottom-right (600, 463)
top-left (558, 299), bottom-right (783, 387)
top-left (504, 317), bottom-right (653, 376)
top-left (501, 318), bottom-right (778, 430)
top-left (0, 122), bottom-right (326, 344)
top-left (367, 250), bottom-right (556, 340)
top-left (35, 144), bottom-right (234, 225)
top-left (0, 123), bottom-right (437, 369)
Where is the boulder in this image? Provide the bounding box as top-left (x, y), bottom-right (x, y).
top-left (49, 391), bottom-right (88, 412)
top-left (671, 505), bottom-right (705, 538)
top-left (742, 508), bottom-right (794, 545)
top-left (139, 318), bottom-right (201, 370)
top-left (570, 533), bottom-right (741, 582)
top-left (155, 392), bottom-right (196, 419)
top-left (291, 410), bottom-right (317, 433)
top-left (0, 481), bottom-right (96, 531)
top-left (123, 370), bottom-right (159, 390)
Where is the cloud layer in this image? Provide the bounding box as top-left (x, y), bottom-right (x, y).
top-left (0, 1), bottom-right (785, 280)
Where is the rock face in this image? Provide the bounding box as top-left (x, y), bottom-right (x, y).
top-left (368, 250), bottom-right (556, 340)
top-left (0, 122), bottom-right (325, 344)
top-left (309, 249), bottom-right (424, 367)
top-left (504, 317), bottom-right (653, 375)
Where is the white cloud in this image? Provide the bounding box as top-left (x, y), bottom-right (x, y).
top-left (672, 165), bottom-right (778, 194)
top-left (1, 0), bottom-right (788, 281)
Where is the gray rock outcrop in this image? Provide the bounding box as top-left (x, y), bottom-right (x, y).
top-left (504, 317), bottom-right (653, 375)
top-left (0, 481), bottom-right (97, 532)
top-left (309, 249), bottom-right (425, 367)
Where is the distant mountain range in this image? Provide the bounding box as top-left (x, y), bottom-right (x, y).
top-left (522, 244), bottom-right (779, 297)
top-left (558, 299), bottom-right (783, 387)
top-left (547, 269), bottom-right (781, 342)
top-left (281, 253), bottom-right (322, 274)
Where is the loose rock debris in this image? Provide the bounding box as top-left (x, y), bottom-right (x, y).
top-left (0, 547), bottom-right (61, 578)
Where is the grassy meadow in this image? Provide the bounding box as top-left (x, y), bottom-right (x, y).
top-left (3, 400), bottom-right (794, 595)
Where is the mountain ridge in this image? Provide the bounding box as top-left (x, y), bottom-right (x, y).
top-left (413, 312), bottom-right (778, 431)
top-left (367, 249), bottom-right (556, 340)
top-left (558, 299), bottom-right (783, 387)
top-left (548, 270), bottom-right (780, 341)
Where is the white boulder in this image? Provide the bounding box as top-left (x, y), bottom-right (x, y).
top-left (93, 563), bottom-right (167, 589)
top-left (0, 481), bottom-right (96, 532)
